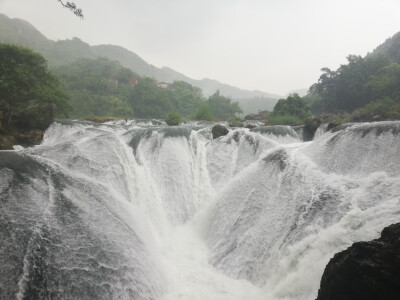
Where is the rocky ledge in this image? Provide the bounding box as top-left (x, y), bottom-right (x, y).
top-left (0, 129), bottom-right (43, 150)
top-left (212, 124), bottom-right (229, 139)
top-left (316, 223), bottom-right (400, 300)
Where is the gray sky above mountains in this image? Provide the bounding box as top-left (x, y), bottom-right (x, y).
top-left (1, 0), bottom-right (400, 95)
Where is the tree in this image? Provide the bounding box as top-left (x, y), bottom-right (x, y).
top-left (272, 93), bottom-right (311, 119)
top-left (165, 112), bottom-right (182, 125)
top-left (309, 54), bottom-right (391, 113)
top-left (207, 90), bottom-right (242, 120)
top-left (58, 0), bottom-right (83, 18)
top-left (129, 77), bottom-right (173, 118)
top-left (52, 58), bottom-right (135, 118)
top-left (194, 103), bottom-right (213, 121)
top-left (0, 44), bottom-right (71, 129)
top-left (170, 81), bottom-right (203, 116)
top-left (365, 63), bottom-right (400, 100)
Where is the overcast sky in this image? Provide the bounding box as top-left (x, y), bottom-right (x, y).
top-left (1, 0), bottom-right (400, 95)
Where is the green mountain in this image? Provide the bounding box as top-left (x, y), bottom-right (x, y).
top-left (303, 29), bottom-right (400, 120)
top-left (0, 14), bottom-right (279, 112)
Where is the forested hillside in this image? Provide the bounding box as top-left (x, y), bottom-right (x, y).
top-left (0, 14), bottom-right (278, 109)
top-left (51, 57), bottom-right (242, 120)
top-left (300, 32), bottom-right (400, 121)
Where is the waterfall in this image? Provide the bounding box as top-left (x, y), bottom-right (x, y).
top-left (0, 120), bottom-right (399, 299)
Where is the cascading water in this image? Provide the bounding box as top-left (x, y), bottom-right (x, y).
top-left (0, 120), bottom-right (399, 300)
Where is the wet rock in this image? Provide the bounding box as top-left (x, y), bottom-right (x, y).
top-left (304, 116), bottom-right (322, 139)
top-left (212, 124), bottom-right (229, 139)
top-left (244, 110), bottom-right (269, 121)
top-left (244, 113), bottom-right (260, 120)
top-left (316, 223), bottom-right (400, 300)
top-left (15, 130), bottom-right (43, 147)
top-left (0, 129), bottom-right (43, 150)
top-left (245, 124), bottom-right (257, 129)
top-left (0, 134), bottom-right (15, 150)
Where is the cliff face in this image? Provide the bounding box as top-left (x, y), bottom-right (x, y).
top-left (316, 223), bottom-right (400, 300)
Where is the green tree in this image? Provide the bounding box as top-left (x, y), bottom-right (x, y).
top-left (194, 103), bottom-right (213, 121)
top-left (272, 93), bottom-right (311, 119)
top-left (52, 57), bottom-right (135, 118)
top-left (166, 112), bottom-right (182, 125)
top-left (365, 63), bottom-right (400, 99)
top-left (109, 96), bottom-right (133, 118)
top-left (207, 90), bottom-right (242, 120)
top-left (309, 54), bottom-right (391, 113)
top-left (170, 81), bottom-right (203, 116)
top-left (129, 77), bottom-right (173, 118)
top-left (0, 44), bottom-right (70, 129)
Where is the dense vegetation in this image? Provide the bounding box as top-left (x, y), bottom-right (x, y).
top-left (0, 43), bottom-right (70, 130)
top-left (305, 54), bottom-right (392, 113)
top-left (268, 32), bottom-right (400, 125)
top-left (52, 58), bottom-right (135, 118)
top-left (0, 44), bottom-right (242, 150)
top-left (51, 57), bottom-right (242, 120)
top-left (302, 33), bottom-right (400, 121)
top-left (269, 93), bottom-right (311, 124)
top-left (207, 91), bottom-right (242, 120)
top-left (0, 13), bottom-right (278, 112)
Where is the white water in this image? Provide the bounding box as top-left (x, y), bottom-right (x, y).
top-left (1, 120), bottom-right (399, 299)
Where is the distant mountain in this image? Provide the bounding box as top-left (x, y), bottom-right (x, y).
top-left (0, 14), bottom-right (279, 112)
top-left (234, 97), bottom-right (276, 115)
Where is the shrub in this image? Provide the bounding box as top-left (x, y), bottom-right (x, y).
top-left (227, 116), bottom-right (244, 127)
top-left (166, 112), bottom-right (182, 125)
top-left (267, 114), bottom-right (303, 125)
top-left (352, 97), bottom-right (400, 121)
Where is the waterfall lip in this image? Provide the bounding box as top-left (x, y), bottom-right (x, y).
top-left (348, 120), bottom-right (400, 136)
top-left (251, 125), bottom-right (299, 138)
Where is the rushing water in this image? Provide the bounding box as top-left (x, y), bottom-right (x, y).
top-left (1, 120), bottom-right (399, 300)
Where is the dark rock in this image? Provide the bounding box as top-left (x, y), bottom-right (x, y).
top-left (212, 124), bottom-right (229, 139)
top-left (244, 113), bottom-right (260, 120)
top-left (0, 129), bottom-right (44, 150)
top-left (304, 116), bottom-right (322, 139)
top-left (316, 223), bottom-right (400, 300)
top-left (292, 125), bottom-right (314, 141)
top-left (0, 134), bottom-right (15, 150)
top-left (327, 122), bottom-right (340, 131)
top-left (15, 130), bottom-right (43, 147)
top-left (244, 110), bottom-right (269, 121)
top-left (245, 124), bottom-right (257, 129)
top-left (244, 120), bottom-right (262, 129)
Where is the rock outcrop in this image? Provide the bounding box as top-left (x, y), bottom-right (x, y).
top-left (211, 124), bottom-right (229, 139)
top-left (0, 129), bottom-right (43, 150)
top-left (316, 223), bottom-right (400, 300)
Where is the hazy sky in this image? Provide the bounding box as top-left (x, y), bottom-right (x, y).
top-left (1, 0), bottom-right (400, 95)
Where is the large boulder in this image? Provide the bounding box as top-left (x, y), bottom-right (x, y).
top-left (304, 116), bottom-right (322, 138)
top-left (316, 223), bottom-right (400, 300)
top-left (212, 124), bottom-right (229, 139)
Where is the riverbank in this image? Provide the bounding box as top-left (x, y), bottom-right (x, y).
top-left (0, 128), bottom-right (43, 150)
